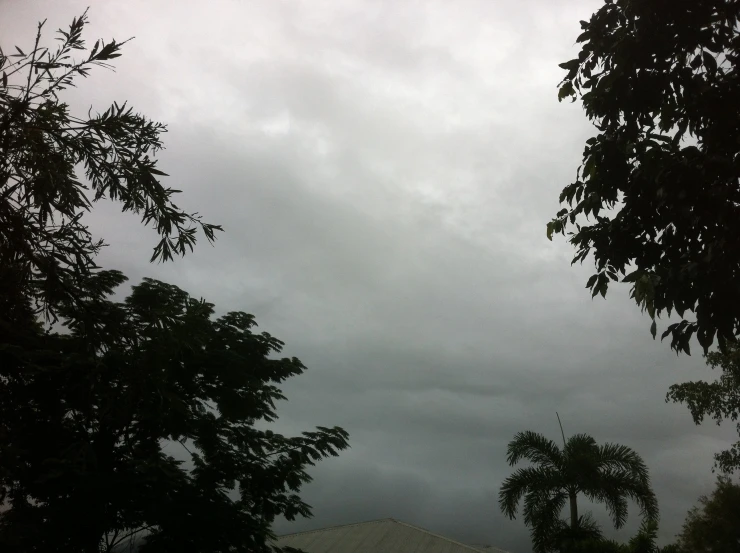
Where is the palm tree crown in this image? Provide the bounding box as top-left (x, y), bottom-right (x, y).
top-left (498, 430), bottom-right (658, 552)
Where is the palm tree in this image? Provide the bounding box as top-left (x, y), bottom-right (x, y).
top-left (498, 428), bottom-right (658, 552)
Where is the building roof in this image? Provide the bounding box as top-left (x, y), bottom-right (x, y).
top-left (275, 518), bottom-right (510, 553)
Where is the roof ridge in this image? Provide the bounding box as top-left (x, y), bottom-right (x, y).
top-left (275, 517), bottom-right (394, 538)
top-left (468, 545), bottom-right (511, 553)
top-left (390, 519), bottom-right (509, 553)
top-left (276, 518), bottom-right (510, 553)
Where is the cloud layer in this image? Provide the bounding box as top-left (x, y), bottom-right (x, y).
top-left (2, 1), bottom-right (736, 551)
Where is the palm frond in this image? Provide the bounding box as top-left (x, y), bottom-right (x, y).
top-left (560, 512), bottom-right (603, 542)
top-left (602, 467), bottom-right (658, 519)
top-left (530, 516), bottom-right (563, 553)
top-left (630, 484), bottom-right (659, 522)
top-left (498, 466), bottom-right (561, 520)
top-left (564, 433), bottom-right (598, 457)
top-left (597, 442), bottom-right (650, 482)
top-left (522, 488), bottom-right (567, 528)
top-left (583, 468), bottom-right (659, 526)
top-left (523, 490), bottom-right (568, 553)
top-left (506, 430), bottom-right (563, 468)
top-left (583, 486), bottom-right (629, 529)
top-left (538, 513), bottom-right (603, 553)
top-left (628, 518), bottom-right (659, 553)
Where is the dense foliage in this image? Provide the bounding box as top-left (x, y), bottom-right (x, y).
top-left (548, 0), bottom-right (740, 355)
top-left (559, 520), bottom-right (663, 553)
top-left (0, 12), bottom-right (348, 553)
top-left (498, 430), bottom-right (658, 553)
top-left (664, 476), bottom-right (740, 553)
top-left (0, 272), bottom-right (349, 552)
top-left (667, 339), bottom-right (740, 473)
top-left (0, 10), bottom-right (221, 319)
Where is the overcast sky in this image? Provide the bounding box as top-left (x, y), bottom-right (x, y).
top-left (2, 1), bottom-right (736, 551)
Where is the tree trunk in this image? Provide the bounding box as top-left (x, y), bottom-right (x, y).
top-left (569, 490), bottom-right (578, 530)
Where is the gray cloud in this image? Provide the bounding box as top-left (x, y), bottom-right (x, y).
top-left (2, 1), bottom-right (736, 551)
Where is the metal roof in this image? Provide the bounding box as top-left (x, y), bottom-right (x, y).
top-left (275, 518), bottom-right (510, 553)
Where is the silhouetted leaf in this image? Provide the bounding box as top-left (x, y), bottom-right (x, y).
top-left (558, 59), bottom-right (580, 71)
top-left (702, 51), bottom-right (717, 71)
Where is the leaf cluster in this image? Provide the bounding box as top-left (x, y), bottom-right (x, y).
top-left (664, 475), bottom-right (740, 553)
top-left (0, 273), bottom-right (349, 552)
top-left (666, 339), bottom-right (740, 473)
top-left (0, 10), bottom-right (222, 320)
top-left (548, 0), bottom-right (740, 354)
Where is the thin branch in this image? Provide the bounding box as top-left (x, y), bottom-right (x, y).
top-left (24, 22), bottom-right (44, 102)
top-left (556, 412), bottom-right (567, 449)
top-left (261, 444), bottom-right (307, 460)
top-left (1, 58), bottom-right (36, 80)
top-left (108, 525), bottom-right (155, 550)
top-left (105, 528), bottom-right (119, 552)
top-left (177, 438), bottom-right (194, 456)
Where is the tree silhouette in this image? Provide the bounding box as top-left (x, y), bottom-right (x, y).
top-left (499, 428), bottom-right (658, 552)
top-left (0, 272), bottom-right (349, 552)
top-left (0, 9), bottom-right (221, 320)
top-left (548, 0), bottom-right (740, 354)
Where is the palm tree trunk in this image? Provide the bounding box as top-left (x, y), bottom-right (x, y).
top-left (569, 490), bottom-right (578, 529)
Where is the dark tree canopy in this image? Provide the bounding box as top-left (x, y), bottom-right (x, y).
top-left (498, 430), bottom-right (658, 553)
top-left (0, 11), bottom-right (347, 553)
top-left (667, 339), bottom-right (740, 473)
top-left (667, 475), bottom-right (740, 553)
top-left (547, 0), bottom-right (740, 355)
top-left (0, 10), bottom-right (221, 319)
top-left (558, 519), bottom-right (662, 553)
top-left (0, 272), bottom-right (349, 552)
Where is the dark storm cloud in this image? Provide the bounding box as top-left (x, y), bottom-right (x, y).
top-left (2, 1), bottom-right (737, 551)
